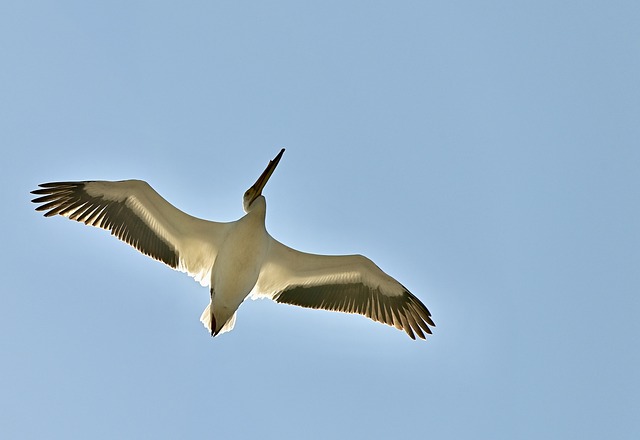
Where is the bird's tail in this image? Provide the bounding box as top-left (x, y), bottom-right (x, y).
top-left (199, 304), bottom-right (237, 336)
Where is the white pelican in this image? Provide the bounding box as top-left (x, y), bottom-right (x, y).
top-left (31, 149), bottom-right (434, 340)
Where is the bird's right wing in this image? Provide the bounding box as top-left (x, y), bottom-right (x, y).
top-left (252, 236), bottom-right (434, 339)
top-left (31, 180), bottom-right (231, 286)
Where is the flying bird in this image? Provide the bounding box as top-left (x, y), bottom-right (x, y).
top-left (31, 149), bottom-right (434, 339)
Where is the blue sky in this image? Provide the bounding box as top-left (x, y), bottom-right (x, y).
top-left (2, 1), bottom-right (639, 438)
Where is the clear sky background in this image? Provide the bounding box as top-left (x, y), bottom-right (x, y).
top-left (2, 1), bottom-right (639, 439)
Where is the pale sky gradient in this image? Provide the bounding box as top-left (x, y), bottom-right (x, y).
top-left (2, 1), bottom-right (639, 439)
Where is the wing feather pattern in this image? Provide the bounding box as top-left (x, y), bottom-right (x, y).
top-left (31, 180), bottom-right (229, 286)
top-left (253, 237), bottom-right (435, 340)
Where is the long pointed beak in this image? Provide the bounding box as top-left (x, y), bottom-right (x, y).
top-left (250, 148), bottom-right (285, 196)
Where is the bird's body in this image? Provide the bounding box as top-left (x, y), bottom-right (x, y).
top-left (31, 149), bottom-right (435, 340)
top-left (207, 196), bottom-right (269, 335)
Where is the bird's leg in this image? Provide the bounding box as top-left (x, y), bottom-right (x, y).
top-left (209, 288), bottom-right (216, 337)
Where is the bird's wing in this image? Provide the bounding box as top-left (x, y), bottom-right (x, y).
top-left (251, 236), bottom-right (434, 340)
top-left (31, 180), bottom-right (230, 286)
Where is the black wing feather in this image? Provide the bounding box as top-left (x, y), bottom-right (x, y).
top-left (273, 283), bottom-right (434, 340)
top-left (31, 181), bottom-right (179, 268)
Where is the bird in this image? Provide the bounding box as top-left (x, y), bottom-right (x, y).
top-left (31, 149), bottom-right (434, 340)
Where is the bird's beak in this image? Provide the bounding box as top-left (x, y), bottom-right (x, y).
top-left (250, 148), bottom-right (285, 196)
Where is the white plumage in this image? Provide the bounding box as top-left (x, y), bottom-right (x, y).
top-left (31, 149), bottom-right (434, 340)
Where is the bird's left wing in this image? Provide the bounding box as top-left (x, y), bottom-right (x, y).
top-left (31, 180), bottom-right (230, 286)
top-left (251, 236), bottom-right (434, 340)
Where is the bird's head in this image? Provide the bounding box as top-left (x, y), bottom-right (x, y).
top-left (243, 148), bottom-right (285, 212)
